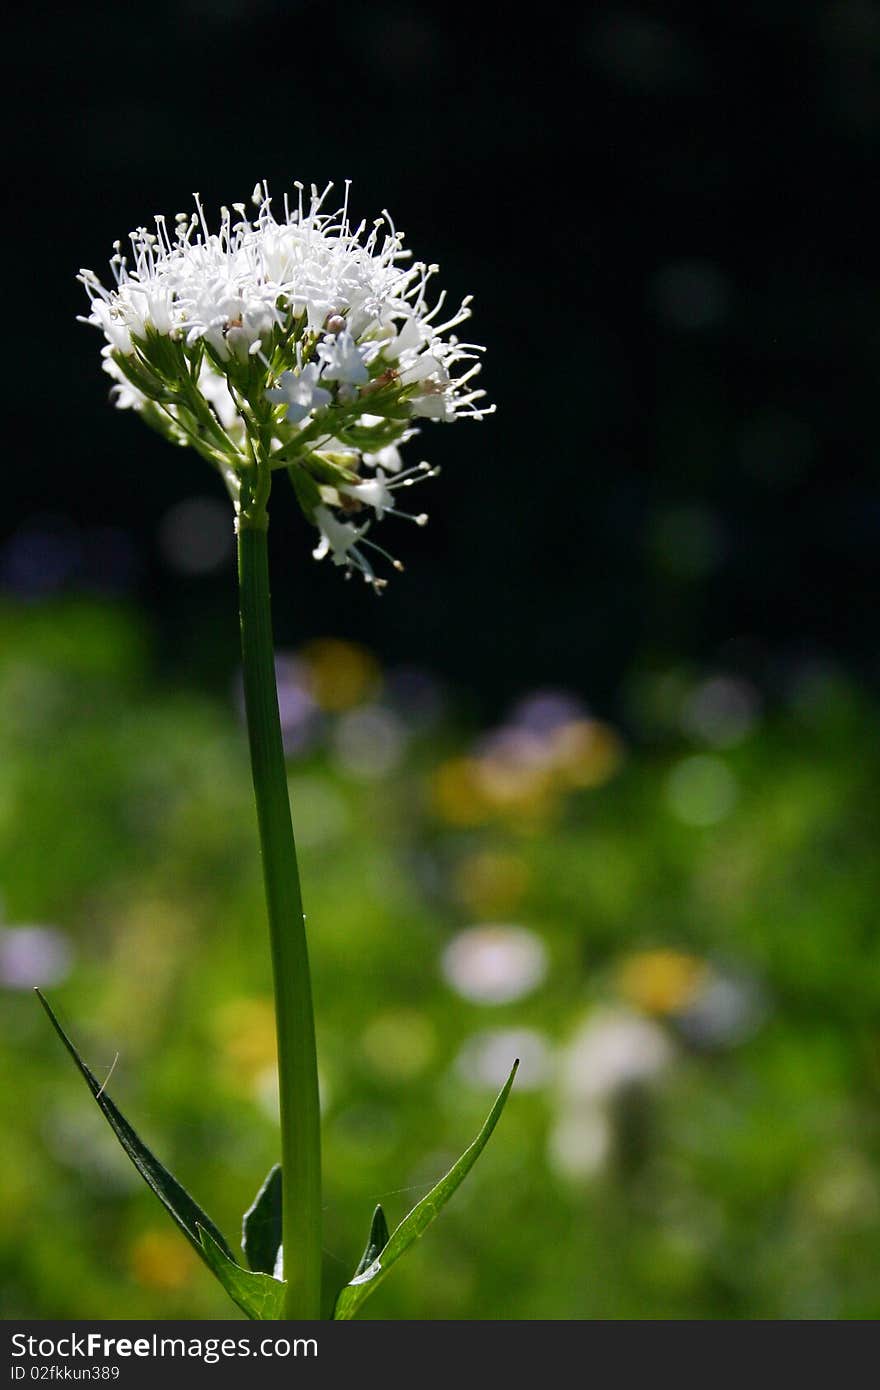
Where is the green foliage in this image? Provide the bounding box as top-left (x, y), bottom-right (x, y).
top-left (353, 1206), bottom-right (390, 1279)
top-left (196, 1228), bottom-right (285, 1320)
top-left (242, 1165), bottom-right (282, 1276)
top-left (35, 990), bottom-right (233, 1267)
top-left (334, 1063), bottom-right (517, 1319)
top-left (37, 991), bottom-right (290, 1318)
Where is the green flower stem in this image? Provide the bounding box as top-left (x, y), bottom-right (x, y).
top-left (237, 511), bottom-right (322, 1320)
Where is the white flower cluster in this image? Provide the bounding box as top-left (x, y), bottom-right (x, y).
top-left (79, 181), bottom-right (492, 588)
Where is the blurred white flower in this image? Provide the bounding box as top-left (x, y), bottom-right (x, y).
top-left (456, 1027), bottom-right (552, 1091)
top-left (441, 924), bottom-right (548, 1005)
top-left (548, 1106), bottom-right (612, 1180)
top-left (266, 363), bottom-right (332, 423)
top-left (561, 1008), bottom-right (673, 1101)
top-left (332, 705), bottom-right (407, 780)
top-left (158, 495), bottom-right (233, 575)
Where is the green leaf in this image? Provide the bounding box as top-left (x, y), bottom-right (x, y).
top-left (197, 1227), bottom-right (286, 1321)
top-left (287, 463), bottom-right (322, 512)
top-left (35, 991), bottom-right (234, 1268)
top-left (354, 1204), bottom-right (390, 1278)
top-left (333, 1060), bottom-right (519, 1320)
top-left (242, 1164), bottom-right (282, 1275)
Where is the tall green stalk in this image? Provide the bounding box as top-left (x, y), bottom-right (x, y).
top-left (237, 506), bottom-right (322, 1321)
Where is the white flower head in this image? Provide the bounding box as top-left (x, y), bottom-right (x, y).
top-left (316, 330), bottom-right (369, 385)
top-left (362, 442), bottom-right (404, 473)
top-left (78, 180), bottom-right (493, 588)
top-left (341, 471), bottom-right (394, 518)
top-left (311, 504), bottom-right (367, 566)
top-left (266, 363), bottom-right (332, 424)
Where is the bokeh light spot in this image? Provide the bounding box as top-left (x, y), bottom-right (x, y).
top-left (0, 925), bottom-right (73, 990)
top-left (681, 675), bottom-right (760, 747)
top-left (441, 924), bottom-right (548, 1005)
top-left (550, 719), bottom-right (623, 788)
top-left (562, 1009), bottom-right (673, 1101)
top-left (129, 1229), bottom-right (197, 1291)
top-left (432, 757), bottom-right (492, 826)
top-left (666, 754), bottom-right (738, 826)
top-left (157, 496), bottom-right (233, 575)
top-left (456, 1027), bottom-right (552, 1091)
top-left (617, 949), bottom-right (708, 1016)
top-left (360, 1010), bottom-right (436, 1083)
top-left (332, 704), bottom-right (407, 780)
top-left (453, 850), bottom-right (530, 917)
top-left (548, 1107), bottom-right (612, 1181)
top-left (287, 776), bottom-right (349, 848)
top-left (212, 996), bottom-right (276, 1087)
top-left (300, 639), bottom-right (381, 711)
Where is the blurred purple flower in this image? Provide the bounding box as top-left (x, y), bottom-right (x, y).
top-left (508, 689), bottom-right (588, 735)
top-left (234, 652), bottom-right (321, 756)
top-left (674, 973), bottom-right (767, 1050)
top-left (385, 666), bottom-right (446, 728)
top-left (0, 926), bottom-right (73, 989)
top-left (1, 520), bottom-right (83, 597)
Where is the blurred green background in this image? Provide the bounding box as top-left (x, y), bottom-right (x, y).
top-left (3, 0), bottom-right (880, 1321)
top-left (2, 599), bottom-right (879, 1318)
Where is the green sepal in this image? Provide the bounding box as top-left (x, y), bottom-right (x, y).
top-left (288, 464), bottom-right (323, 516)
top-left (35, 991), bottom-right (235, 1271)
top-left (109, 349), bottom-right (168, 403)
top-left (336, 421), bottom-right (406, 450)
top-left (134, 325), bottom-right (190, 385)
top-left (139, 401), bottom-right (188, 448)
top-left (242, 1164), bottom-right (282, 1275)
top-left (353, 1204), bottom-right (390, 1278)
top-left (197, 1227), bottom-right (286, 1321)
top-left (333, 1060), bottom-right (519, 1320)
top-left (304, 452), bottom-right (361, 487)
top-left (353, 379), bottom-right (415, 420)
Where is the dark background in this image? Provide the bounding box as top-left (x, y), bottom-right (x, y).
top-left (5, 0), bottom-right (878, 716)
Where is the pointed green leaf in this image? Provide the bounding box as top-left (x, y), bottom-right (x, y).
top-left (242, 1164), bottom-right (282, 1275)
top-left (333, 1060), bottom-right (519, 1320)
top-left (198, 1227), bottom-right (286, 1320)
top-left (35, 991), bottom-right (234, 1268)
top-left (354, 1204), bottom-right (390, 1278)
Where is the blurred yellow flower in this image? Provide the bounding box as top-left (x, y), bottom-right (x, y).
top-left (453, 850), bottom-right (530, 915)
top-left (129, 1229), bottom-right (197, 1291)
top-left (213, 997), bottom-right (277, 1087)
top-left (617, 950), bottom-right (708, 1016)
top-left (300, 639), bottom-right (380, 711)
top-left (431, 755), bottom-right (560, 829)
top-left (474, 753), bottom-right (556, 818)
top-left (431, 719), bottom-right (621, 832)
top-left (549, 719), bottom-right (623, 788)
top-left (432, 757), bottom-right (493, 826)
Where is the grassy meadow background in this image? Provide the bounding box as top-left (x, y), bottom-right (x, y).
top-left (2, 597), bottom-right (879, 1318)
